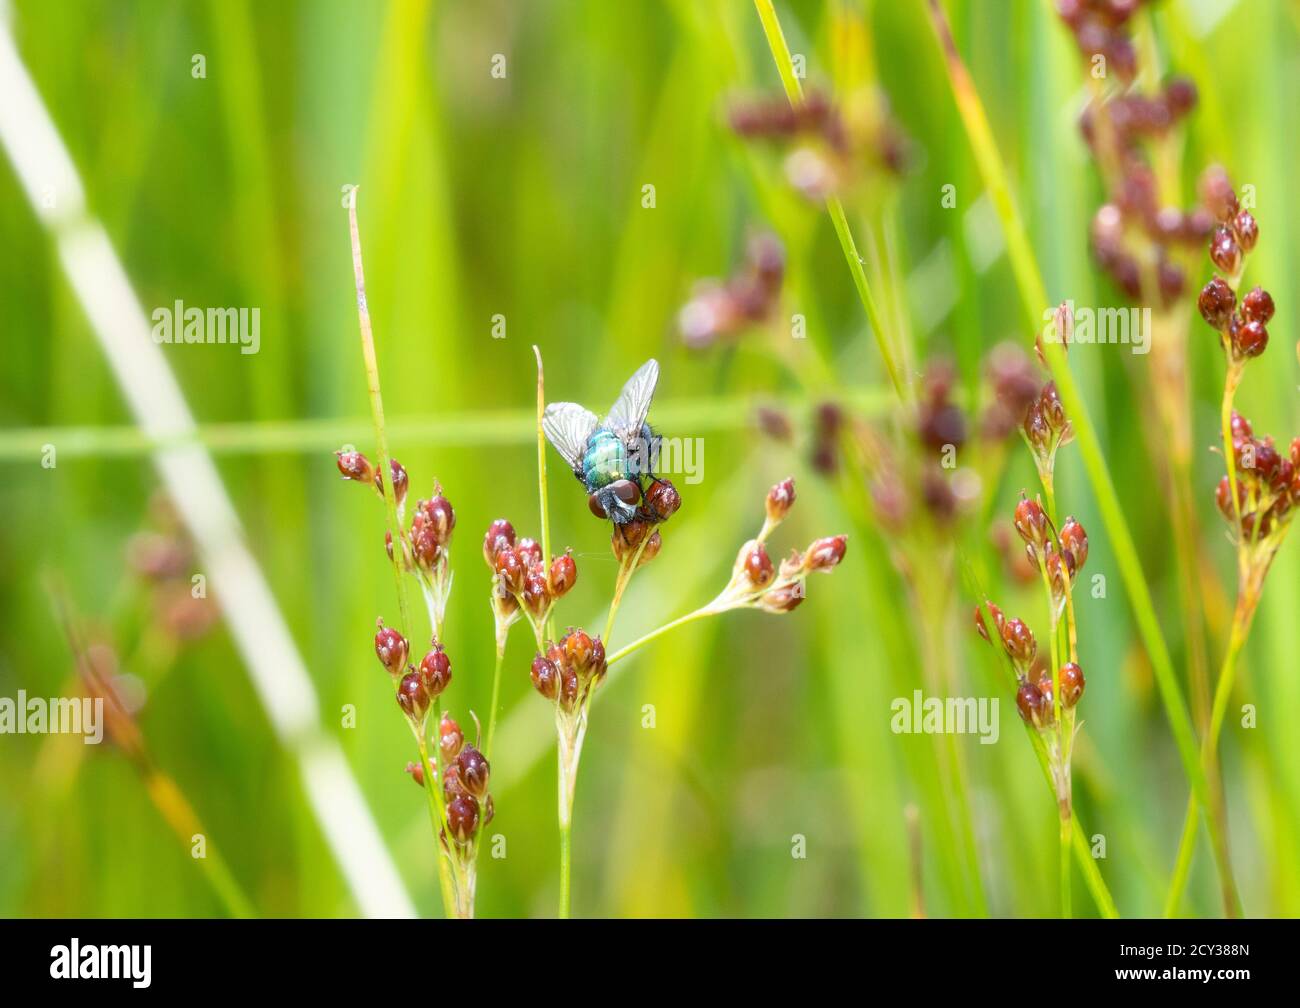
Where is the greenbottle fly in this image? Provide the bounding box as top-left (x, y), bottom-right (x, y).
top-left (543, 359), bottom-right (662, 525)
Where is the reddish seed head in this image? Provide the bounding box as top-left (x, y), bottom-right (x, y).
top-left (446, 795), bottom-right (480, 844)
top-left (374, 458), bottom-right (409, 508)
top-left (1233, 210), bottom-right (1258, 253)
top-left (424, 491), bottom-right (455, 543)
top-left (1059, 516), bottom-right (1088, 570)
top-left (439, 712), bottom-right (464, 764)
top-left (1197, 276), bottom-right (1235, 330)
top-left (1013, 495), bottom-right (1050, 551)
top-left (758, 582), bottom-right (805, 613)
top-left (531, 653), bottom-right (559, 701)
top-left (514, 537), bottom-right (542, 568)
top-left (1016, 681), bottom-right (1047, 726)
top-left (743, 542), bottom-right (775, 589)
top-left (1163, 76), bottom-right (1197, 117)
top-left (336, 450), bottom-right (374, 484)
top-left (522, 568), bottom-right (550, 618)
top-left (483, 518), bottom-right (516, 567)
top-left (803, 535), bottom-right (847, 573)
top-left (1034, 677), bottom-right (1057, 723)
top-left (456, 746), bottom-right (490, 798)
top-left (405, 758), bottom-right (433, 788)
top-left (1000, 618), bottom-right (1037, 668)
top-left (1234, 319), bottom-right (1268, 359)
top-left (411, 515), bottom-right (441, 569)
top-left (1230, 411), bottom-right (1253, 446)
top-left (418, 643), bottom-right (452, 698)
top-left (1240, 286), bottom-right (1274, 325)
top-left (766, 478), bottom-right (796, 524)
top-left (442, 763), bottom-right (465, 803)
top-left (1058, 662), bottom-right (1085, 708)
top-left (563, 629), bottom-right (594, 670)
top-left (396, 670), bottom-right (429, 722)
top-left (550, 551), bottom-right (577, 597)
top-left (374, 620), bottom-right (409, 677)
top-left (495, 547), bottom-right (525, 593)
top-left (1209, 227), bottom-right (1241, 275)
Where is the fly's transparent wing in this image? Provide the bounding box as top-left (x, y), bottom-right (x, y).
top-left (604, 359), bottom-right (659, 439)
top-left (543, 402), bottom-right (599, 476)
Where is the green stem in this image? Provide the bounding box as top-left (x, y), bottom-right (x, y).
top-left (606, 605), bottom-right (717, 666)
top-left (752, 0), bottom-right (906, 402)
top-left (485, 644), bottom-right (504, 760)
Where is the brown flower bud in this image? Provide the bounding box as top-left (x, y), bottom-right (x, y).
top-left (531, 653), bottom-right (560, 700)
top-left (766, 478), bottom-right (796, 524)
top-left (522, 568), bottom-right (550, 619)
top-left (550, 551), bottom-right (577, 598)
top-left (1033, 677), bottom-right (1057, 725)
top-left (643, 478), bottom-right (681, 523)
top-left (1199, 165), bottom-right (1238, 222)
top-left (1235, 319), bottom-right (1268, 358)
top-left (336, 450), bottom-right (374, 484)
top-left (1059, 516), bottom-right (1088, 570)
top-left (410, 513), bottom-right (442, 570)
top-left (742, 541), bottom-right (775, 589)
top-left (758, 582), bottom-right (805, 613)
top-left (456, 746), bottom-right (490, 798)
top-left (1197, 276), bottom-right (1235, 330)
top-left (802, 535), bottom-right (847, 572)
top-left (495, 547), bottom-right (526, 594)
top-left (439, 712), bottom-right (464, 764)
top-left (1016, 680), bottom-right (1047, 726)
top-left (483, 518), bottom-right (516, 567)
top-left (1058, 662), bottom-right (1085, 707)
top-left (374, 458), bottom-right (409, 508)
top-left (1000, 618), bottom-right (1036, 668)
top-left (974, 601), bottom-right (1004, 644)
top-left (1232, 210), bottom-right (1258, 253)
top-left (424, 490), bottom-right (455, 544)
top-left (405, 758), bottom-right (433, 788)
top-left (1209, 226), bottom-right (1241, 275)
top-left (1013, 495), bottom-right (1050, 552)
top-left (514, 537), bottom-right (542, 569)
top-left (418, 642), bottom-right (451, 699)
top-left (446, 795), bottom-right (480, 844)
top-left (374, 620), bottom-right (408, 677)
top-left (396, 670), bottom-right (429, 723)
top-left (1240, 286), bottom-right (1274, 325)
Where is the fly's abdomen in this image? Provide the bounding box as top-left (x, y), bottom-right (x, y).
top-left (582, 429), bottom-right (627, 489)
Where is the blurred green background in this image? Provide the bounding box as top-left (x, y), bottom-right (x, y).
top-left (0, 0), bottom-right (1297, 918)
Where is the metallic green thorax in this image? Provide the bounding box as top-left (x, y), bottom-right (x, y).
top-left (582, 429), bottom-right (629, 489)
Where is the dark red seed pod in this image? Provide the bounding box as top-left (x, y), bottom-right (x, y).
top-left (1059, 663), bottom-right (1085, 708)
top-left (559, 665), bottom-right (580, 710)
top-left (336, 450), bottom-right (374, 484)
top-left (531, 653), bottom-right (560, 700)
top-left (1000, 618), bottom-right (1037, 668)
top-left (563, 629), bottom-right (594, 671)
top-left (1232, 210), bottom-right (1258, 253)
top-left (1163, 76), bottom-right (1197, 117)
top-left (1209, 227), bottom-right (1242, 275)
top-left (1023, 401), bottom-right (1051, 455)
top-left (1059, 516), bottom-right (1089, 570)
top-left (1230, 411), bottom-right (1253, 446)
top-left (424, 491), bottom-right (455, 543)
top-left (522, 568), bottom-right (550, 618)
top-left (456, 747), bottom-right (490, 798)
top-left (1254, 440), bottom-right (1281, 481)
top-left (643, 478), bottom-right (681, 523)
top-left (1034, 677), bottom-right (1057, 724)
top-left (439, 712), bottom-right (464, 764)
top-left (374, 458), bottom-right (409, 508)
top-left (1016, 681), bottom-right (1047, 726)
top-left (1240, 286), bottom-right (1274, 325)
top-left (374, 620), bottom-right (409, 677)
top-left (1013, 494), bottom-right (1050, 551)
top-left (1157, 259), bottom-right (1184, 305)
top-left (1234, 319), bottom-right (1268, 358)
top-left (483, 795), bottom-right (495, 826)
top-left (446, 795), bottom-right (480, 844)
top-left (974, 600), bottom-right (1004, 644)
top-left (743, 542), bottom-right (775, 589)
top-left (803, 535), bottom-right (847, 572)
top-left (483, 518), bottom-right (516, 567)
top-left (418, 643), bottom-right (452, 698)
top-left (1197, 276), bottom-right (1236, 330)
top-left (411, 516), bottom-right (441, 569)
top-left (514, 537), bottom-right (542, 569)
top-left (550, 551), bottom-right (577, 597)
top-left (758, 582), bottom-right (805, 613)
top-left (495, 547), bottom-right (526, 594)
top-left (405, 758), bottom-right (432, 788)
top-left (1039, 382), bottom-right (1067, 434)
top-left (766, 478), bottom-right (796, 523)
top-left (397, 671), bottom-right (429, 722)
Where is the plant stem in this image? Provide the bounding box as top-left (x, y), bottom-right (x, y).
top-left (556, 709), bottom-right (587, 918)
top-left (606, 604), bottom-right (717, 666)
top-left (533, 346), bottom-right (554, 594)
top-left (752, 0), bottom-right (907, 402)
top-left (485, 644), bottom-right (504, 760)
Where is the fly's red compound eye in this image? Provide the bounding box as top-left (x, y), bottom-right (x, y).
top-left (588, 493), bottom-right (608, 519)
top-left (610, 479), bottom-right (641, 506)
